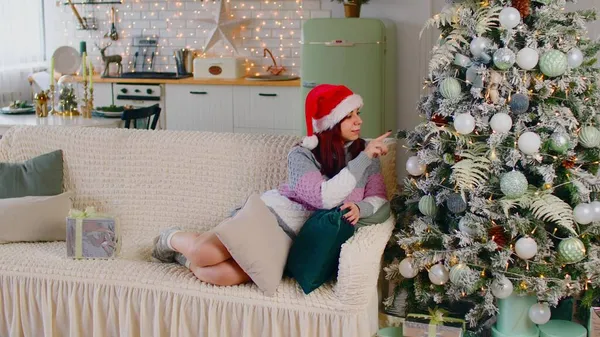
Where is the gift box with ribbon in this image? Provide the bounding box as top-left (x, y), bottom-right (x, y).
top-left (66, 207), bottom-right (119, 259)
top-left (589, 307), bottom-right (600, 337)
top-left (403, 308), bottom-right (465, 337)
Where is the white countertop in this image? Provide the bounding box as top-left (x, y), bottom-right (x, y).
top-left (0, 114), bottom-right (122, 136)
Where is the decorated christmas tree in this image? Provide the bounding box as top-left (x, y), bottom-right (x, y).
top-left (385, 0), bottom-right (600, 332)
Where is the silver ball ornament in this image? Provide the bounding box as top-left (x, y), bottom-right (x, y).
top-left (454, 53), bottom-right (472, 68)
top-left (516, 47), bottom-right (539, 70)
top-left (579, 126), bottom-right (600, 148)
top-left (491, 276), bottom-right (514, 299)
top-left (567, 48), bottom-right (584, 68)
top-left (558, 237), bottom-right (587, 264)
top-left (518, 132), bottom-right (541, 155)
top-left (574, 203), bottom-right (594, 225)
top-left (449, 263), bottom-right (471, 285)
top-left (515, 236), bottom-right (538, 260)
top-left (493, 48), bottom-right (516, 70)
top-left (509, 93), bottom-right (530, 114)
top-left (399, 257), bottom-right (419, 278)
top-left (428, 264), bottom-right (450, 285)
top-left (406, 156), bottom-right (426, 176)
top-left (590, 201), bottom-right (600, 222)
top-left (528, 303), bottom-right (551, 325)
top-left (454, 113), bottom-right (476, 135)
top-left (549, 132), bottom-right (569, 154)
top-left (419, 195), bottom-right (438, 217)
top-left (490, 113), bottom-right (513, 133)
top-left (447, 193), bottom-right (467, 213)
top-left (500, 171), bottom-right (528, 198)
top-left (540, 50), bottom-right (568, 77)
top-left (499, 7), bottom-right (521, 29)
top-left (470, 37), bottom-right (491, 57)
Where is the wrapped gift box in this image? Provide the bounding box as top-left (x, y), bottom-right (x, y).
top-left (66, 207), bottom-right (119, 259)
top-left (589, 307), bottom-right (600, 337)
top-left (403, 311), bottom-right (464, 337)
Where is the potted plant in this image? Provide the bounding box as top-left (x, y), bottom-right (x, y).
top-left (331, 0), bottom-right (370, 18)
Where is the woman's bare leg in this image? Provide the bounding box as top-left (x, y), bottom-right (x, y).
top-left (169, 231), bottom-right (231, 268)
top-left (189, 259), bottom-right (250, 286)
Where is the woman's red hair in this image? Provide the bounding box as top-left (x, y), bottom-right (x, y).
top-left (312, 123), bottom-right (366, 178)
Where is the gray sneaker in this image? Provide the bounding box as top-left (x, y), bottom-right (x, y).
top-left (174, 253), bottom-right (190, 268)
top-left (151, 227), bottom-right (182, 263)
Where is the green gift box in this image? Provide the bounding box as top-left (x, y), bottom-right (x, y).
top-left (403, 309), bottom-right (465, 337)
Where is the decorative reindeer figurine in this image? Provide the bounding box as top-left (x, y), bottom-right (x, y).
top-left (95, 42), bottom-right (123, 77)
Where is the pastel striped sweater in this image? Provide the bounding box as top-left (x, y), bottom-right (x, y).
top-left (260, 143), bottom-right (388, 238)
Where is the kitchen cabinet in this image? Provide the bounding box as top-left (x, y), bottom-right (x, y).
top-left (165, 84), bottom-right (234, 132)
top-left (165, 84), bottom-right (302, 135)
top-left (93, 83), bottom-right (114, 107)
top-left (232, 86), bottom-right (303, 136)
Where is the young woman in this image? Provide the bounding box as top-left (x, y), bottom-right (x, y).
top-left (152, 84), bottom-right (390, 288)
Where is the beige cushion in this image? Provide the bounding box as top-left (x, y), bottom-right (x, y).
top-left (213, 194), bottom-right (291, 296)
top-left (0, 192), bottom-right (72, 243)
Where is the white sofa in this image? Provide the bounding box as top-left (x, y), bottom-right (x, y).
top-left (0, 126), bottom-right (397, 337)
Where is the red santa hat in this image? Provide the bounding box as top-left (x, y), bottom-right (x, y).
top-left (302, 84), bottom-right (364, 150)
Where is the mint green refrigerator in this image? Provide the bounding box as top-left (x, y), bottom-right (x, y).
top-left (301, 18), bottom-right (397, 138)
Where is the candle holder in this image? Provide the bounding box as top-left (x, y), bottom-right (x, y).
top-left (49, 83), bottom-right (56, 115)
top-left (86, 87), bottom-right (94, 119)
top-left (81, 81), bottom-right (91, 118)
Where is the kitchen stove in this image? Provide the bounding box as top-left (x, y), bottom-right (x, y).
top-left (105, 72), bottom-right (193, 80)
top-left (113, 82), bottom-right (167, 129)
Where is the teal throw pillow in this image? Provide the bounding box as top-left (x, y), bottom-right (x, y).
top-left (0, 150), bottom-right (63, 199)
top-left (285, 207), bottom-right (355, 294)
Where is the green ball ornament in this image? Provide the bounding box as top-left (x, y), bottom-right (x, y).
top-left (579, 126), bottom-right (600, 148)
top-left (419, 195), bottom-right (438, 217)
top-left (500, 171), bottom-right (528, 199)
top-left (447, 193), bottom-right (467, 213)
top-left (539, 50), bottom-right (568, 77)
top-left (440, 78), bottom-right (462, 99)
top-left (549, 132), bottom-right (570, 154)
top-left (558, 237), bottom-right (587, 264)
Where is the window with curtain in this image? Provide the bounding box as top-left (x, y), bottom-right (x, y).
top-left (0, 0), bottom-right (45, 70)
top-left (0, 0), bottom-right (45, 105)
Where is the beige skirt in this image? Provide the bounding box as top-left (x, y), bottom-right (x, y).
top-left (213, 194), bottom-right (292, 296)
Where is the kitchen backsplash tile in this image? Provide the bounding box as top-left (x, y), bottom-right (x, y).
top-left (49, 0), bottom-right (330, 76)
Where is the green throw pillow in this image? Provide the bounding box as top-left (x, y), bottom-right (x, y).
top-left (356, 202), bottom-right (392, 228)
top-left (285, 207), bottom-right (355, 295)
top-left (0, 150), bottom-right (63, 199)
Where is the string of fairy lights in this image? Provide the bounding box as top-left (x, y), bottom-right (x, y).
top-left (60, 0), bottom-right (304, 76)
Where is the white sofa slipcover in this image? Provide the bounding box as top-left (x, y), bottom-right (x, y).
top-left (0, 126), bottom-right (397, 337)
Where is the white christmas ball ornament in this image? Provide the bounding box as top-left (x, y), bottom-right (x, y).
top-left (470, 37), bottom-right (491, 57)
top-left (515, 237), bottom-right (538, 260)
top-left (517, 48), bottom-right (539, 70)
top-left (574, 203), bottom-right (594, 225)
top-left (454, 113), bottom-right (476, 135)
top-left (491, 276), bottom-right (514, 299)
top-left (428, 264), bottom-right (450, 285)
top-left (590, 201), bottom-right (600, 222)
top-left (528, 303), bottom-right (551, 325)
top-left (568, 48), bottom-right (584, 68)
top-left (490, 113), bottom-right (513, 133)
top-left (406, 156), bottom-right (426, 176)
top-left (518, 132), bottom-right (541, 155)
top-left (399, 257), bottom-right (419, 279)
top-left (499, 7), bottom-right (521, 29)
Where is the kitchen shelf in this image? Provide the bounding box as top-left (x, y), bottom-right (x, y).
top-left (62, 1), bottom-right (122, 5)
